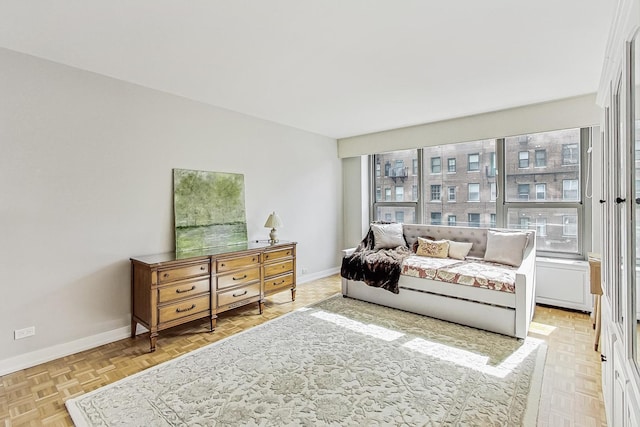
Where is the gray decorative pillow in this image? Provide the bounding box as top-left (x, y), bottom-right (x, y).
top-left (483, 230), bottom-right (528, 267)
top-left (371, 223), bottom-right (406, 250)
top-left (447, 240), bottom-right (473, 260)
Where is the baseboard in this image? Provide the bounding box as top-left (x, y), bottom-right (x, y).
top-left (297, 267), bottom-right (340, 284)
top-left (0, 268), bottom-right (340, 376)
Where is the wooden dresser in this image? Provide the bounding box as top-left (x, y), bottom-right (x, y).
top-left (131, 241), bottom-right (296, 352)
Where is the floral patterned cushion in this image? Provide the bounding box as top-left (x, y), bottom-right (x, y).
top-left (415, 238), bottom-right (449, 258)
top-left (401, 255), bottom-right (516, 293)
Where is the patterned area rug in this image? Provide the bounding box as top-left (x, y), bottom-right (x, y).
top-left (66, 295), bottom-right (546, 426)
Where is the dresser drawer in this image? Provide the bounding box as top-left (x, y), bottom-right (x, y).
top-left (264, 273), bottom-right (294, 293)
top-left (264, 246), bottom-right (294, 263)
top-left (217, 267), bottom-right (260, 290)
top-left (217, 253), bottom-right (261, 273)
top-left (158, 262), bottom-right (209, 284)
top-left (158, 294), bottom-right (210, 324)
top-left (158, 278), bottom-right (210, 304)
top-left (264, 260), bottom-right (294, 278)
top-left (217, 282), bottom-right (261, 308)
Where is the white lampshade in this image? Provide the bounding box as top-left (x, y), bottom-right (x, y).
top-left (264, 211), bottom-right (283, 229)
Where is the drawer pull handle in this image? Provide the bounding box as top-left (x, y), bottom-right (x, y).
top-left (220, 263), bottom-right (225, 268)
top-left (176, 285), bottom-right (196, 294)
top-left (176, 304), bottom-right (196, 313)
top-left (232, 290), bottom-right (248, 298)
top-left (252, 257), bottom-right (257, 262)
top-left (200, 266), bottom-right (206, 271)
top-left (233, 274), bottom-right (247, 281)
top-left (163, 273), bottom-right (170, 278)
top-left (273, 280), bottom-right (285, 286)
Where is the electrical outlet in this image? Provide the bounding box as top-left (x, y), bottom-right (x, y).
top-left (14, 326), bottom-right (35, 340)
top-left (301, 267), bottom-right (308, 274)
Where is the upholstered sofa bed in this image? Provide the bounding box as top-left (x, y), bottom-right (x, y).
top-left (341, 223), bottom-right (536, 339)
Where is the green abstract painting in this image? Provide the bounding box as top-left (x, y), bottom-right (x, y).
top-left (173, 169), bottom-right (247, 253)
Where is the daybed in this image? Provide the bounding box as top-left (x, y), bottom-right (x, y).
top-left (341, 223), bottom-right (536, 339)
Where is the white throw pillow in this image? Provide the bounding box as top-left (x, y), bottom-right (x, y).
top-left (447, 240), bottom-right (473, 260)
top-left (483, 230), bottom-right (528, 267)
top-left (371, 223), bottom-right (406, 250)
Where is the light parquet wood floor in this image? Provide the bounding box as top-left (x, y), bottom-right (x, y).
top-left (1, 275), bottom-right (606, 426)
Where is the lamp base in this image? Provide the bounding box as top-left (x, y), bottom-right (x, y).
top-left (269, 228), bottom-right (278, 243)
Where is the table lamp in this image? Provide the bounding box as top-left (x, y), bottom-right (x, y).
top-left (264, 211), bottom-right (283, 243)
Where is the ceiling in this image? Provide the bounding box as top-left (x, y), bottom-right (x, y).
top-left (0, 1), bottom-right (615, 139)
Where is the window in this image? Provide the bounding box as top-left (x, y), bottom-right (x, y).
top-left (563, 215), bottom-right (577, 236)
top-left (490, 182), bottom-right (497, 201)
top-left (562, 143), bottom-right (579, 165)
top-left (518, 184), bottom-right (529, 200)
top-left (563, 179), bottom-right (579, 200)
top-left (431, 157), bottom-right (441, 173)
top-left (412, 158), bottom-right (418, 174)
top-left (488, 152), bottom-right (496, 177)
top-left (468, 183), bottom-right (480, 201)
top-left (448, 186), bottom-right (456, 201)
top-left (504, 128), bottom-right (583, 256)
top-left (536, 218), bottom-right (547, 236)
top-left (518, 151), bottom-right (529, 168)
top-left (519, 217), bottom-right (531, 229)
top-left (431, 212), bottom-right (442, 225)
top-left (468, 153), bottom-right (480, 171)
top-left (536, 183), bottom-right (546, 200)
top-left (448, 158), bottom-right (456, 172)
top-left (490, 213), bottom-right (497, 228)
top-left (430, 185), bottom-right (441, 201)
top-left (372, 149), bottom-right (419, 223)
top-left (448, 215), bottom-right (457, 226)
top-left (468, 213), bottom-right (480, 227)
top-left (535, 149), bottom-right (547, 167)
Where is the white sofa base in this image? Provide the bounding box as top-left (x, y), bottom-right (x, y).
top-left (342, 277), bottom-right (521, 337)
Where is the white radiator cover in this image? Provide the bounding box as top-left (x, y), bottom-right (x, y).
top-left (535, 257), bottom-right (592, 312)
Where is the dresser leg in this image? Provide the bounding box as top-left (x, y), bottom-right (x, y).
top-left (131, 319), bottom-right (137, 338)
top-left (210, 315), bottom-right (216, 332)
top-left (149, 333), bottom-right (158, 353)
top-left (291, 288), bottom-right (296, 301)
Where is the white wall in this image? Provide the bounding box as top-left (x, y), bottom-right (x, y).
top-left (341, 156), bottom-right (369, 249)
top-left (0, 48), bottom-right (342, 368)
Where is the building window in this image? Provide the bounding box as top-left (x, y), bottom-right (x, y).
top-left (519, 217), bottom-right (531, 229)
top-left (468, 183), bottom-right (480, 201)
top-left (385, 213), bottom-right (392, 221)
top-left (384, 161), bottom-right (390, 176)
top-left (430, 185), bottom-right (441, 201)
top-left (385, 188), bottom-right (391, 201)
top-left (412, 158), bottom-right (418, 175)
top-left (412, 185), bottom-right (418, 200)
top-left (563, 215), bottom-right (577, 236)
top-left (468, 213), bottom-right (480, 227)
top-left (535, 149), bottom-right (547, 167)
top-left (518, 184), bottom-right (530, 200)
top-left (376, 186), bottom-right (381, 201)
top-left (431, 157), bottom-right (441, 173)
top-left (518, 151), bottom-right (529, 168)
top-left (372, 149), bottom-right (419, 223)
top-left (468, 153), bottom-right (480, 171)
top-left (396, 211), bottom-right (405, 223)
top-left (535, 183), bottom-right (546, 200)
top-left (563, 179), bottom-right (579, 200)
top-left (448, 186), bottom-right (456, 201)
top-left (490, 213), bottom-right (497, 228)
top-left (490, 182), bottom-right (497, 201)
top-left (536, 218), bottom-right (547, 236)
top-left (562, 143), bottom-right (579, 165)
top-left (395, 186), bottom-right (404, 201)
top-left (448, 215), bottom-right (457, 226)
top-left (448, 158), bottom-right (456, 172)
top-left (376, 163), bottom-right (381, 177)
top-left (431, 212), bottom-right (442, 225)
top-left (488, 152), bottom-right (496, 177)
